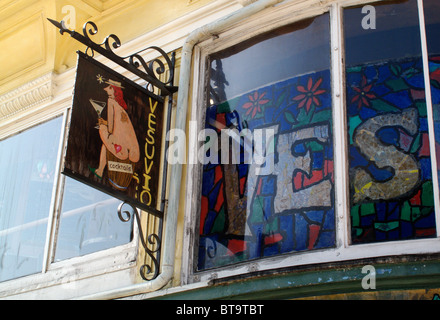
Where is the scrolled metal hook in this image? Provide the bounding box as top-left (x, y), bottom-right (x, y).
top-left (83, 21), bottom-right (98, 39)
top-left (116, 201), bottom-right (161, 281)
top-left (117, 200), bottom-right (135, 222)
top-left (85, 47), bottom-right (95, 58)
top-left (126, 46), bottom-right (174, 86)
top-left (82, 21), bottom-right (99, 57)
top-left (147, 233), bottom-right (161, 253)
top-left (103, 34), bottom-right (121, 55)
top-left (129, 54), bottom-right (157, 80)
top-left (140, 261), bottom-right (159, 281)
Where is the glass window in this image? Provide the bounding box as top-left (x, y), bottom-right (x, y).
top-left (424, 0), bottom-right (440, 187)
top-left (198, 14), bottom-right (334, 270)
top-left (344, 0), bottom-right (437, 244)
top-left (54, 177), bottom-right (133, 262)
top-left (0, 117), bottom-right (62, 282)
top-left (209, 17), bottom-right (331, 105)
top-left (0, 115), bottom-right (135, 282)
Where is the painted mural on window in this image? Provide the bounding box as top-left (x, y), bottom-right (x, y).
top-left (198, 69), bottom-right (335, 270)
top-left (197, 15), bottom-right (334, 270)
top-left (424, 0), bottom-right (440, 188)
top-left (431, 56), bottom-right (440, 187)
top-left (345, 0), bottom-right (437, 244)
top-left (346, 57), bottom-right (436, 243)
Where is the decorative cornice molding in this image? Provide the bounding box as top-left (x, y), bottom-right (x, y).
top-left (0, 72), bottom-right (54, 121)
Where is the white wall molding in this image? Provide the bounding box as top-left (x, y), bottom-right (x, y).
top-left (0, 72), bottom-right (54, 121)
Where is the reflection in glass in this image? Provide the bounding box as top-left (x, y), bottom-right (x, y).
top-left (54, 177), bottom-right (133, 262)
top-left (345, 0), bottom-right (436, 244)
top-left (209, 16), bottom-right (330, 105)
top-left (344, 0), bottom-right (422, 66)
top-left (0, 117), bottom-right (62, 282)
top-left (199, 14), bottom-right (334, 270)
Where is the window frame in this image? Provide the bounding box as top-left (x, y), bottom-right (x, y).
top-left (0, 99), bottom-right (140, 298)
top-left (181, 0), bottom-right (440, 285)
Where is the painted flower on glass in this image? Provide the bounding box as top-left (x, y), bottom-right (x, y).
top-left (242, 91), bottom-right (269, 119)
top-left (292, 77), bottom-right (326, 112)
top-left (351, 75), bottom-right (377, 109)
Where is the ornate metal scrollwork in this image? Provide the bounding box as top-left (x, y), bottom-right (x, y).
top-left (118, 201), bottom-right (161, 281)
top-left (127, 46), bottom-right (174, 87)
top-left (47, 18), bottom-right (177, 95)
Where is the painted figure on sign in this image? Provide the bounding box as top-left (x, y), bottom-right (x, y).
top-left (89, 77), bottom-right (140, 191)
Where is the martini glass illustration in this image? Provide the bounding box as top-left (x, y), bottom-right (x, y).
top-left (89, 99), bottom-right (106, 129)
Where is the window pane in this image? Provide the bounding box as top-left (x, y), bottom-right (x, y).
top-left (198, 14), bottom-right (334, 270)
top-left (210, 17), bottom-right (331, 105)
top-left (0, 117), bottom-right (62, 282)
top-left (344, 0), bottom-right (437, 244)
top-left (424, 0), bottom-right (440, 190)
top-left (54, 177), bottom-right (133, 262)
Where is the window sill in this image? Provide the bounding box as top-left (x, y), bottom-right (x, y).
top-left (0, 241), bottom-right (138, 299)
top-left (188, 237), bottom-right (440, 284)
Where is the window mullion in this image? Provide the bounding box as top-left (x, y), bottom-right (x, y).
top-left (41, 110), bottom-right (70, 273)
top-left (330, 2), bottom-right (351, 249)
top-left (417, 0), bottom-right (440, 237)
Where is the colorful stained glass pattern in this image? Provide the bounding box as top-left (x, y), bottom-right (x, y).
top-left (430, 56), bottom-right (440, 188)
top-left (198, 70), bottom-right (335, 270)
top-left (347, 57), bottom-right (437, 243)
top-left (425, 0), bottom-right (440, 192)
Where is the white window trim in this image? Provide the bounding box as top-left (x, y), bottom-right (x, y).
top-left (182, 0), bottom-right (440, 285)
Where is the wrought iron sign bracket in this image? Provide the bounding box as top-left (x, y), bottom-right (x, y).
top-left (118, 201), bottom-right (161, 281)
top-left (47, 19), bottom-right (178, 96)
top-left (48, 18), bottom-right (178, 281)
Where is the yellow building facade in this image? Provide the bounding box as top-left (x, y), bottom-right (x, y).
top-left (1, 0), bottom-right (440, 300)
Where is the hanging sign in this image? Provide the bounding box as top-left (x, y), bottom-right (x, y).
top-left (63, 52), bottom-right (164, 215)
